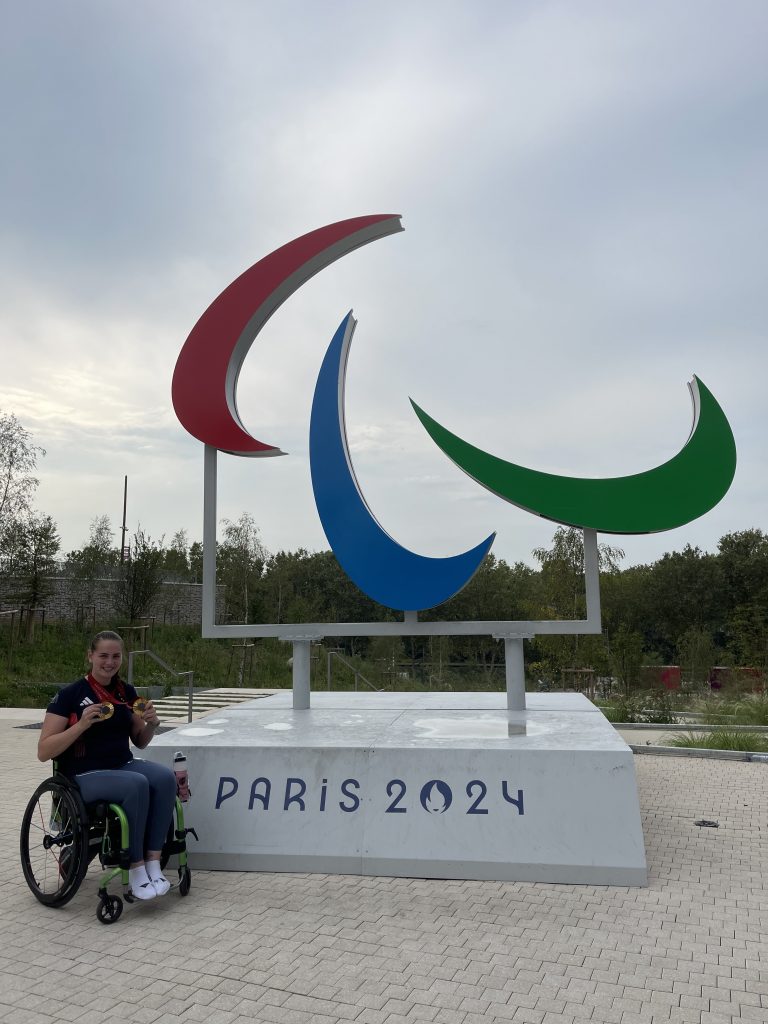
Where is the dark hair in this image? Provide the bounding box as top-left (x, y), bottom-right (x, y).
top-left (89, 630), bottom-right (124, 652)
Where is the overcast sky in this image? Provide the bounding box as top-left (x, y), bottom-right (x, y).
top-left (1, 0), bottom-right (766, 574)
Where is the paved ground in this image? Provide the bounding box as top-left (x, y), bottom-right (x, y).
top-left (1, 709), bottom-right (766, 1024)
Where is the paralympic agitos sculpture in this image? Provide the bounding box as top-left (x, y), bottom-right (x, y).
top-left (166, 220), bottom-right (702, 883)
top-left (172, 214), bottom-right (736, 615)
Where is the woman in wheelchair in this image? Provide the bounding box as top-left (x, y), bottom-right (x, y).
top-left (37, 630), bottom-right (177, 901)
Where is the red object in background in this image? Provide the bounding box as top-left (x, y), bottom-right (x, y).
top-left (640, 665), bottom-right (681, 690)
top-left (709, 665), bottom-right (764, 691)
top-left (659, 666), bottom-right (681, 690)
top-left (709, 666), bottom-right (727, 690)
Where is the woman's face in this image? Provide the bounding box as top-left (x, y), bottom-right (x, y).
top-left (87, 640), bottom-right (123, 684)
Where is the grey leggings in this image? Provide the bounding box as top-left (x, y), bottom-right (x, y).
top-left (75, 759), bottom-right (177, 862)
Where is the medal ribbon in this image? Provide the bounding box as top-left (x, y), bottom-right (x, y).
top-left (86, 673), bottom-right (132, 707)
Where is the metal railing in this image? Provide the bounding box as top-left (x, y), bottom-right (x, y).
top-left (0, 609), bottom-right (20, 669)
top-left (326, 648), bottom-right (382, 692)
top-left (126, 648), bottom-right (195, 723)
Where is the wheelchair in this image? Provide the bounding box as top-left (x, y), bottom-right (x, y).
top-left (20, 771), bottom-right (197, 924)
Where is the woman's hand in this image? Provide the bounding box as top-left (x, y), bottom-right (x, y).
top-left (141, 701), bottom-right (161, 729)
top-left (79, 703), bottom-right (108, 730)
top-left (131, 700), bottom-right (160, 748)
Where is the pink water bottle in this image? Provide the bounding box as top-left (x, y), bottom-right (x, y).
top-left (174, 751), bottom-right (190, 802)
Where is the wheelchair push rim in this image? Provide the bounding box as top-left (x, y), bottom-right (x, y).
top-left (20, 778), bottom-right (89, 907)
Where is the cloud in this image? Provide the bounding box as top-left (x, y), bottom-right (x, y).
top-left (0, 0), bottom-right (765, 571)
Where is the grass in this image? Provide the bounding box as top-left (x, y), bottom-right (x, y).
top-left (664, 728), bottom-right (768, 752)
top-left (689, 693), bottom-right (768, 727)
top-left (0, 622), bottom-right (502, 707)
top-left (0, 681), bottom-right (63, 709)
top-left (0, 623), bottom-right (295, 707)
top-left (600, 689), bottom-right (768, 727)
top-left (599, 691), bottom-right (684, 724)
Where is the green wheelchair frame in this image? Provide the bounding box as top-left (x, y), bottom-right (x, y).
top-left (92, 791), bottom-right (195, 922)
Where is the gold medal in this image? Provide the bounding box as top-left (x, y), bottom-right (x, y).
top-left (132, 697), bottom-right (149, 716)
top-left (96, 702), bottom-right (114, 720)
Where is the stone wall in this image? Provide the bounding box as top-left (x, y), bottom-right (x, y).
top-left (0, 576), bottom-right (224, 627)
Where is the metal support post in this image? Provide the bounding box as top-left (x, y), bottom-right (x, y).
top-left (504, 637), bottom-right (527, 712)
top-left (184, 671), bottom-right (195, 723)
top-left (292, 639), bottom-right (312, 710)
top-left (582, 528), bottom-right (601, 627)
top-left (202, 445), bottom-right (218, 632)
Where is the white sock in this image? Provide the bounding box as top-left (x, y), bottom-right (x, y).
top-left (146, 860), bottom-right (171, 896)
top-left (129, 865), bottom-right (157, 900)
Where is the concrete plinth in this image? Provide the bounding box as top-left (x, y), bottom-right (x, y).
top-left (145, 692), bottom-right (647, 885)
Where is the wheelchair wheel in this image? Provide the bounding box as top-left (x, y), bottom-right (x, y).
top-left (178, 865), bottom-right (191, 897)
top-left (20, 778), bottom-right (89, 907)
top-left (97, 894), bottom-right (123, 924)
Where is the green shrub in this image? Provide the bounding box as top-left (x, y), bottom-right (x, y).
top-left (600, 691), bottom-right (680, 724)
top-left (689, 692), bottom-right (768, 726)
top-left (665, 729), bottom-right (768, 752)
top-left (727, 694), bottom-right (768, 726)
top-left (0, 682), bottom-right (61, 709)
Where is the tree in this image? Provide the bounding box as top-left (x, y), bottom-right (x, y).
top-left (164, 529), bottom-right (190, 580)
top-left (115, 528), bottom-right (166, 623)
top-left (367, 635), bottom-right (406, 686)
top-left (610, 625), bottom-right (645, 695)
top-left (717, 529), bottom-right (768, 611)
top-left (1, 513), bottom-right (61, 637)
top-left (528, 528), bottom-right (622, 683)
top-left (643, 545), bottom-right (721, 661)
top-left (716, 531), bottom-right (768, 669)
top-left (532, 527), bottom-right (624, 617)
top-left (253, 549), bottom-right (392, 657)
top-left (218, 514), bottom-right (268, 623)
top-left (188, 541), bottom-right (203, 583)
top-left (725, 604), bottom-right (767, 670)
top-left (0, 411), bottom-right (45, 549)
top-left (601, 563), bottom-right (654, 636)
top-left (440, 555), bottom-right (536, 678)
top-left (676, 626), bottom-right (718, 686)
top-left (65, 515), bottom-right (119, 620)
top-left (67, 514), bottom-right (118, 579)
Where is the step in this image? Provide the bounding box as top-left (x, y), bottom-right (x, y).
top-left (150, 688), bottom-right (281, 723)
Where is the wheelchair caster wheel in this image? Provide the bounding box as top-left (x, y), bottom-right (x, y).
top-left (178, 866), bottom-right (191, 897)
top-left (97, 894), bottom-right (123, 924)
